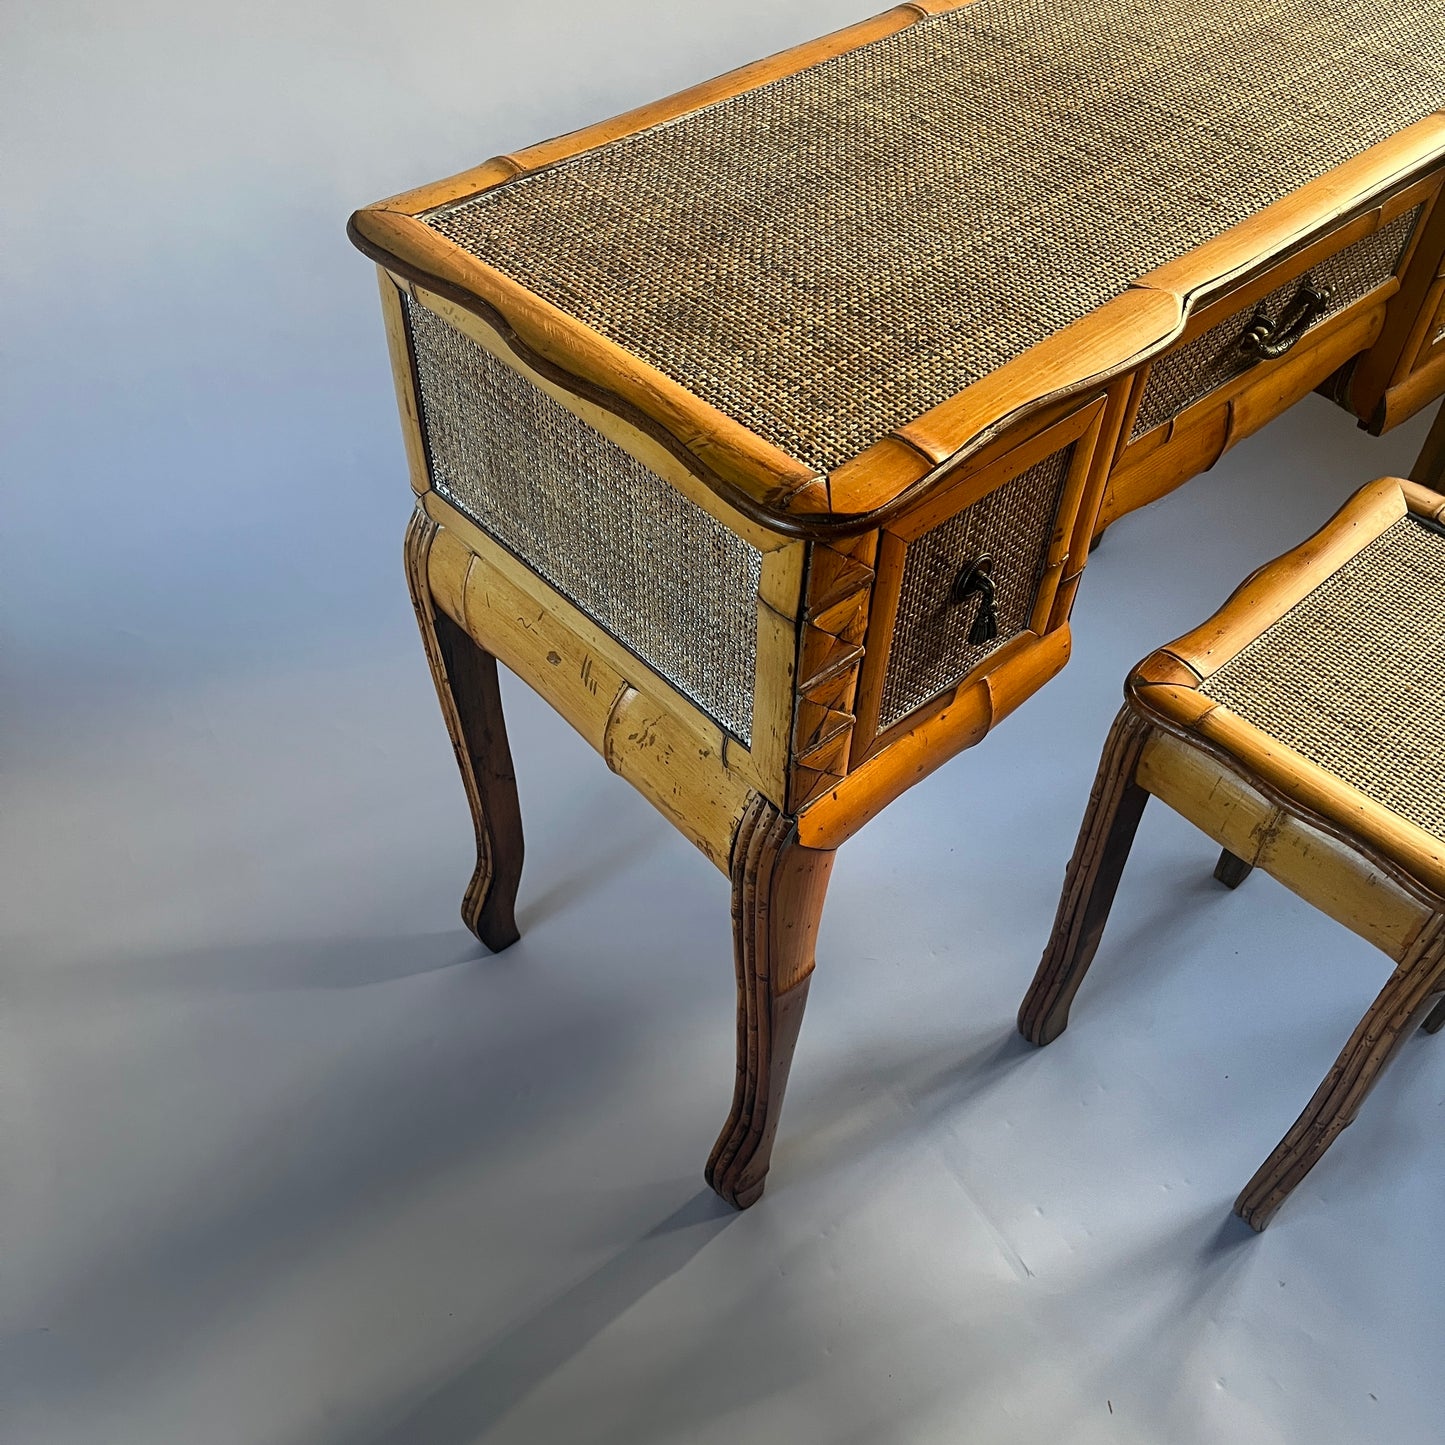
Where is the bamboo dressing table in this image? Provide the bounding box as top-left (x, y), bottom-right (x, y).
top-left (351, 0), bottom-right (1445, 1206)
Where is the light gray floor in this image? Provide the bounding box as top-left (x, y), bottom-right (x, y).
top-left (5, 3), bottom-right (1444, 1441)
top-left (6, 407), bottom-right (1443, 1445)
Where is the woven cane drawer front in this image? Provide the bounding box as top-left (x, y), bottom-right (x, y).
top-left (876, 445), bottom-right (1074, 733)
top-left (1130, 206), bottom-right (1424, 442)
top-left (405, 298), bottom-right (764, 744)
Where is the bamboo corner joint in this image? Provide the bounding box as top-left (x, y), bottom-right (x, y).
top-left (351, 0), bottom-right (1445, 1206)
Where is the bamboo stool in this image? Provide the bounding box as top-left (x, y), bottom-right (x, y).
top-left (1018, 473), bottom-right (1445, 1229)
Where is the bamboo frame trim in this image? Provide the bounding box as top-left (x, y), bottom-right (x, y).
top-left (352, 211), bottom-right (823, 528)
top-left (1116, 182), bottom-right (1426, 455)
top-left (1137, 729), bottom-right (1435, 957)
top-left (796, 623), bottom-right (1072, 851)
top-left (1100, 303), bottom-right (1391, 530)
top-left (427, 517), bottom-right (753, 870)
top-left (1132, 702), bottom-right (1445, 914)
top-left (1345, 173), bottom-right (1445, 418)
top-left (350, 3), bottom-right (1445, 538)
top-left (1378, 344), bottom-right (1445, 431)
top-left (423, 490), bottom-right (794, 809)
top-left (377, 270), bottom-right (431, 494)
top-left (396, 276), bottom-right (804, 799)
top-left (1150, 476), bottom-right (1408, 674)
top-left (401, 276), bottom-right (791, 555)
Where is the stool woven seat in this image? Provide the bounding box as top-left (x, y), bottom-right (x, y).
top-left (1018, 473), bottom-right (1445, 1229)
top-left (1200, 515), bottom-right (1445, 838)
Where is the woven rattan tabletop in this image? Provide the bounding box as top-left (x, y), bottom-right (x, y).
top-left (416, 0), bottom-right (1445, 476)
top-left (1200, 514), bottom-right (1445, 842)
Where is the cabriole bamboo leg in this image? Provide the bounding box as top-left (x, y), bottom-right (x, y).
top-left (1235, 918), bottom-right (1445, 1230)
top-left (706, 795), bottom-right (835, 1209)
top-left (1411, 397), bottom-right (1445, 492)
top-left (1213, 847), bottom-right (1255, 889)
top-left (1018, 708), bottom-right (1153, 1046)
top-left (405, 510), bottom-right (525, 952)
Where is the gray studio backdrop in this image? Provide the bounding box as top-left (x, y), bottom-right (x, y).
top-left (4, 4), bottom-right (1441, 1445)
top-left (4, 0), bottom-right (860, 720)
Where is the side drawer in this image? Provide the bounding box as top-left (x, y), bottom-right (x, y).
top-left (1102, 181), bottom-right (1434, 528)
top-left (850, 397), bottom-right (1108, 762)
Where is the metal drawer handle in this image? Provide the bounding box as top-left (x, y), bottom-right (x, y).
top-left (1237, 277), bottom-right (1334, 361)
top-left (951, 555), bottom-right (999, 645)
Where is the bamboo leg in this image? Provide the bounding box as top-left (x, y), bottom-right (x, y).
top-left (1214, 847), bottom-right (1255, 889)
top-left (405, 510), bottom-right (525, 952)
top-left (705, 795), bottom-right (835, 1209)
top-left (1411, 398), bottom-right (1445, 492)
top-left (1018, 708), bottom-right (1153, 1046)
top-left (1234, 918), bottom-right (1445, 1230)
top-left (1421, 993), bottom-right (1445, 1036)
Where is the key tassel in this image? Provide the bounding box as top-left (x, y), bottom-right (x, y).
top-left (968, 575), bottom-right (999, 646)
top-left (952, 556), bottom-right (999, 646)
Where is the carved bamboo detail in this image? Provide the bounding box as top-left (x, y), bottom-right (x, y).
top-left (788, 534), bottom-right (876, 812)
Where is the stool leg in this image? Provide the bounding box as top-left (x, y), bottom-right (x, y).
top-left (1213, 848), bottom-right (1255, 889)
top-left (1235, 918), bottom-right (1445, 1230)
top-left (406, 510), bottom-right (525, 952)
top-left (1018, 708), bottom-right (1153, 1046)
top-left (1411, 397), bottom-right (1445, 492)
top-left (1421, 993), bottom-right (1445, 1036)
top-left (706, 795), bottom-right (835, 1209)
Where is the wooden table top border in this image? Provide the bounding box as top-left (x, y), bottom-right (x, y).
top-left (348, 4), bottom-right (1445, 538)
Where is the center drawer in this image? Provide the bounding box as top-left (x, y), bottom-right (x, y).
top-left (1101, 176), bottom-right (1438, 529)
top-left (1129, 207), bottom-right (1422, 444)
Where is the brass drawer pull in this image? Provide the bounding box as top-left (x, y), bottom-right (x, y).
top-left (1237, 277), bottom-right (1334, 361)
top-left (952, 555), bottom-right (999, 645)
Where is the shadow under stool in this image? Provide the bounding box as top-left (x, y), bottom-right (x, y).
top-left (1018, 471), bottom-right (1445, 1229)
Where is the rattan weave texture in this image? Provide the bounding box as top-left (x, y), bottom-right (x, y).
top-left (424, 0), bottom-right (1445, 474)
top-left (406, 299), bottom-right (764, 743)
top-left (1202, 516), bottom-right (1445, 840)
top-left (1130, 206), bottom-right (1424, 440)
top-left (879, 444), bottom-right (1072, 729)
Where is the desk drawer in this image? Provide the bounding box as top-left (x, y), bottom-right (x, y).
top-left (851, 397), bottom-right (1107, 760)
top-left (1128, 208), bottom-right (1421, 444)
top-left (1102, 195), bottom-right (1429, 527)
